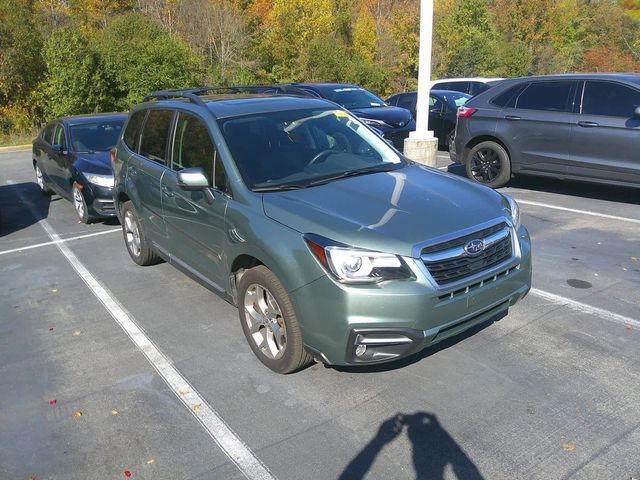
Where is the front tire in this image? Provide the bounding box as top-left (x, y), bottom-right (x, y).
top-left (72, 183), bottom-right (92, 224)
top-left (237, 266), bottom-right (313, 374)
top-left (121, 201), bottom-right (161, 266)
top-left (465, 141), bottom-right (511, 189)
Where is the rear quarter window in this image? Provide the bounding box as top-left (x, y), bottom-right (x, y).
top-left (491, 84), bottom-right (528, 108)
top-left (123, 110), bottom-right (147, 152)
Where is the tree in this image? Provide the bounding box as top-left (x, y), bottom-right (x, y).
top-left (94, 13), bottom-right (202, 109)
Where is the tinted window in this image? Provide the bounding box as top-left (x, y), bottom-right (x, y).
top-left (434, 81), bottom-right (470, 94)
top-left (70, 120), bottom-right (123, 153)
top-left (41, 124), bottom-right (55, 144)
top-left (397, 93), bottom-right (416, 111)
top-left (491, 84), bottom-right (527, 108)
top-left (321, 87), bottom-right (386, 109)
top-left (582, 81), bottom-right (640, 117)
top-left (470, 82), bottom-right (490, 95)
top-left (123, 110), bottom-right (146, 152)
top-left (515, 81), bottom-right (573, 112)
top-left (429, 96), bottom-right (445, 113)
top-left (172, 113), bottom-right (229, 193)
top-left (53, 124), bottom-right (66, 149)
top-left (140, 109), bottom-right (173, 164)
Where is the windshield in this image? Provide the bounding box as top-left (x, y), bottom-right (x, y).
top-left (441, 92), bottom-right (472, 107)
top-left (219, 108), bottom-right (404, 191)
top-left (322, 87), bottom-right (386, 109)
top-left (70, 120), bottom-right (123, 153)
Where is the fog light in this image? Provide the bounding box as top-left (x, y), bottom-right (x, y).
top-left (355, 344), bottom-right (367, 357)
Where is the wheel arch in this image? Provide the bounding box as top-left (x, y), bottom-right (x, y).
top-left (462, 135), bottom-right (512, 166)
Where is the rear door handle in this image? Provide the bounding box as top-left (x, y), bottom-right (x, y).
top-left (129, 167), bottom-right (138, 177)
top-left (577, 121), bottom-right (599, 128)
top-left (504, 115), bottom-right (521, 121)
top-left (161, 186), bottom-right (174, 197)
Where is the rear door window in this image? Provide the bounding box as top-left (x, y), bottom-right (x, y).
top-left (582, 81), bottom-right (640, 117)
top-left (434, 81), bottom-right (470, 94)
top-left (123, 110), bottom-right (147, 152)
top-left (139, 109), bottom-right (174, 164)
top-left (41, 123), bottom-right (55, 144)
top-left (52, 124), bottom-right (66, 149)
top-left (515, 81), bottom-right (573, 112)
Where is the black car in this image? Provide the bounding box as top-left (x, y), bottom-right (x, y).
top-left (287, 83), bottom-right (414, 150)
top-left (32, 113), bottom-right (127, 222)
top-left (452, 73), bottom-right (640, 189)
top-left (386, 90), bottom-right (471, 149)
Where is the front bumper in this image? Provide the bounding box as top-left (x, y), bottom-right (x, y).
top-left (84, 184), bottom-right (117, 218)
top-left (290, 226), bottom-right (532, 366)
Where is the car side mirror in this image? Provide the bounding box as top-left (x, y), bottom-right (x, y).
top-left (52, 144), bottom-right (65, 155)
top-left (634, 106), bottom-right (640, 117)
top-left (177, 167), bottom-right (215, 203)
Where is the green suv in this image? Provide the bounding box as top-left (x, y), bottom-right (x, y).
top-left (113, 87), bottom-right (532, 373)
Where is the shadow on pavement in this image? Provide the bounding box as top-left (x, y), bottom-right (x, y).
top-left (444, 163), bottom-right (640, 205)
top-left (338, 411), bottom-right (484, 480)
top-left (0, 182), bottom-right (53, 237)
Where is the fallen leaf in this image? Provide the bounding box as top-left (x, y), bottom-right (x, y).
top-left (179, 390), bottom-right (189, 396)
top-left (73, 411), bottom-right (82, 417)
top-left (191, 404), bottom-right (201, 411)
top-left (146, 459), bottom-right (155, 465)
top-left (111, 409), bottom-right (118, 415)
top-left (562, 442), bottom-right (576, 452)
top-left (73, 330), bottom-right (81, 336)
top-left (627, 325), bottom-right (633, 331)
top-left (49, 327), bottom-right (54, 331)
top-left (123, 471), bottom-right (132, 478)
top-left (27, 475), bottom-right (37, 480)
top-left (51, 288), bottom-right (58, 293)
top-left (631, 256), bottom-right (638, 261)
top-left (49, 399), bottom-right (56, 406)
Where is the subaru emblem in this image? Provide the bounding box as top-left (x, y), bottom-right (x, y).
top-left (464, 239), bottom-right (484, 256)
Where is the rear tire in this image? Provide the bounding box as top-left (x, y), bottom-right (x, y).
top-left (34, 162), bottom-right (53, 195)
top-left (121, 201), bottom-right (161, 266)
top-left (465, 141), bottom-right (511, 189)
top-left (237, 266), bottom-right (313, 374)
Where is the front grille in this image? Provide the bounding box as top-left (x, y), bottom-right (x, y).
top-left (422, 223), bottom-right (513, 285)
top-left (99, 201), bottom-right (115, 212)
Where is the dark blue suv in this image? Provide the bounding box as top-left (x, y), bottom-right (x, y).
top-left (288, 83), bottom-right (414, 151)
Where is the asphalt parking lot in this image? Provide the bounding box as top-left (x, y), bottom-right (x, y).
top-left (1, 149), bottom-right (639, 480)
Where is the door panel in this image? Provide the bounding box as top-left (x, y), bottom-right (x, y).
top-left (49, 123), bottom-right (70, 194)
top-left (500, 81), bottom-right (576, 174)
top-left (570, 81), bottom-right (640, 184)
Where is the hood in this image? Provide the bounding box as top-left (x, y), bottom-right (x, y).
top-left (351, 106), bottom-right (413, 128)
top-left (262, 165), bottom-right (508, 258)
top-left (73, 152), bottom-right (112, 175)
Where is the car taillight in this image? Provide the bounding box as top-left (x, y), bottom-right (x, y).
top-left (110, 148), bottom-right (117, 164)
top-left (457, 106), bottom-right (477, 118)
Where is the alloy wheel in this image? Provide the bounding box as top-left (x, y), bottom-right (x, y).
top-left (470, 147), bottom-right (501, 183)
top-left (123, 210), bottom-right (141, 257)
top-left (73, 187), bottom-right (85, 219)
top-left (35, 165), bottom-right (44, 190)
top-left (243, 284), bottom-right (287, 360)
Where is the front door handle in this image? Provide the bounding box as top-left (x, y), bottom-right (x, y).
top-left (129, 166), bottom-right (138, 177)
top-left (578, 121), bottom-right (599, 128)
top-left (504, 115), bottom-right (521, 121)
top-left (161, 186), bottom-right (174, 197)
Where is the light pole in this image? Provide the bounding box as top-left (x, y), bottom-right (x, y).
top-left (403, 0), bottom-right (438, 166)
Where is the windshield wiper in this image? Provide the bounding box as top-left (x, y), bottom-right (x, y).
top-left (307, 164), bottom-right (400, 186)
top-left (252, 183), bottom-right (309, 192)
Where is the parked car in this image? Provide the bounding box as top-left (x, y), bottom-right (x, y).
top-left (32, 113), bottom-right (126, 222)
top-left (112, 87), bottom-right (532, 374)
top-left (429, 77), bottom-right (503, 97)
top-left (452, 73), bottom-right (640, 189)
top-left (386, 90), bottom-right (472, 149)
top-left (285, 83), bottom-right (415, 150)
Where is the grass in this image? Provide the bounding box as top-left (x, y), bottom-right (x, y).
top-left (0, 131), bottom-right (37, 148)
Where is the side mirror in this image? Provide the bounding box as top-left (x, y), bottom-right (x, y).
top-left (177, 167), bottom-right (215, 203)
top-left (52, 144), bottom-right (65, 155)
top-left (634, 106), bottom-right (640, 117)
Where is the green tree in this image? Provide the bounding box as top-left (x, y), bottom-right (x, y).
top-left (42, 28), bottom-right (114, 118)
top-left (94, 13), bottom-right (203, 109)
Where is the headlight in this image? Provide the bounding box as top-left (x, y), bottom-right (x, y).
top-left (305, 235), bottom-right (411, 284)
top-left (503, 194), bottom-right (521, 230)
top-left (360, 118), bottom-right (388, 128)
top-left (84, 173), bottom-right (114, 188)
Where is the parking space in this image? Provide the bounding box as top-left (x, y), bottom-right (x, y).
top-left (2, 149), bottom-right (639, 479)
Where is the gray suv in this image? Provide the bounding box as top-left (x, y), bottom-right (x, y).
top-left (113, 87), bottom-right (532, 374)
top-left (452, 74), bottom-right (640, 189)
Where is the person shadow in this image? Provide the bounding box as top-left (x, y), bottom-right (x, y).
top-left (339, 412), bottom-right (484, 480)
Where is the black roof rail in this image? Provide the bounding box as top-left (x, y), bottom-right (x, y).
top-left (143, 84), bottom-right (315, 105)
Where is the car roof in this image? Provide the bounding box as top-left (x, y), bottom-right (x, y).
top-left (430, 77), bottom-right (503, 84)
top-left (506, 73), bottom-right (640, 84)
top-left (62, 112), bottom-right (128, 126)
top-left (138, 94), bottom-right (339, 119)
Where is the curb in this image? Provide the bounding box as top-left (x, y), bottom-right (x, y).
top-left (0, 144), bottom-right (31, 153)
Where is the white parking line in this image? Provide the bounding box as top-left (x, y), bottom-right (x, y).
top-left (0, 228), bottom-right (120, 256)
top-left (530, 288), bottom-right (640, 328)
top-left (517, 200), bottom-right (640, 225)
top-left (32, 216), bottom-right (276, 479)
